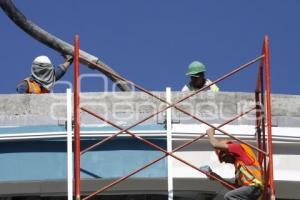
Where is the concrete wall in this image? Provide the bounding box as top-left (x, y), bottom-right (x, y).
top-left (0, 91), bottom-right (299, 127)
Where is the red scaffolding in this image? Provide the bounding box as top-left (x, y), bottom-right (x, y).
top-left (73, 35), bottom-right (275, 200)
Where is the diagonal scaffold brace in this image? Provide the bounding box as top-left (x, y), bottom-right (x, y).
top-left (73, 35), bottom-right (275, 200)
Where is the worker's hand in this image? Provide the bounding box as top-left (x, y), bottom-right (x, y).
top-left (207, 171), bottom-right (221, 180)
top-left (200, 165), bottom-right (215, 180)
top-left (206, 128), bottom-right (215, 136)
top-left (63, 54), bottom-right (73, 64)
top-left (61, 54), bottom-right (73, 70)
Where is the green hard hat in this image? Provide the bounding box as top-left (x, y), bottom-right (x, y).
top-left (186, 61), bottom-right (206, 76)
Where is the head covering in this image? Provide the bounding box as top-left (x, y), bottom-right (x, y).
top-left (186, 61), bottom-right (206, 76)
top-left (31, 55), bottom-right (55, 90)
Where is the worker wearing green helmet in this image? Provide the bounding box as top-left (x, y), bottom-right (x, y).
top-left (181, 61), bottom-right (219, 92)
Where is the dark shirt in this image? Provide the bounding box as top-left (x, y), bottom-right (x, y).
top-left (16, 64), bottom-right (66, 93)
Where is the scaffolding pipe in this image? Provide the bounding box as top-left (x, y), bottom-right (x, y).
top-left (260, 56), bottom-right (268, 200)
top-left (257, 57), bottom-right (269, 200)
top-left (255, 48), bottom-right (265, 164)
top-left (255, 91), bottom-right (262, 163)
top-left (81, 106), bottom-right (257, 198)
top-left (256, 64), bottom-right (267, 200)
top-left (67, 89), bottom-right (73, 200)
top-left (74, 34), bottom-right (81, 200)
top-left (81, 105), bottom-right (256, 199)
top-left (264, 35), bottom-right (275, 200)
top-left (166, 87), bottom-right (173, 200)
top-left (76, 35), bottom-right (274, 199)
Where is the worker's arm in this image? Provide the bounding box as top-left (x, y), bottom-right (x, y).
top-left (16, 80), bottom-right (28, 93)
top-left (61, 55), bottom-right (73, 70)
top-left (206, 128), bottom-right (237, 189)
top-left (206, 128), bottom-right (228, 151)
top-left (201, 165), bottom-right (236, 189)
top-left (55, 55), bottom-right (73, 81)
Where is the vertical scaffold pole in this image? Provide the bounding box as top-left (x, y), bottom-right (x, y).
top-left (260, 61), bottom-right (268, 200)
top-left (166, 87), bottom-right (173, 200)
top-left (264, 35), bottom-right (275, 200)
top-left (74, 34), bottom-right (81, 200)
top-left (67, 88), bottom-right (73, 200)
top-left (255, 90), bottom-right (262, 163)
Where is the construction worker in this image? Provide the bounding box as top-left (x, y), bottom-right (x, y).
top-left (181, 61), bottom-right (219, 92)
top-left (16, 55), bottom-right (73, 94)
top-left (205, 128), bottom-right (263, 200)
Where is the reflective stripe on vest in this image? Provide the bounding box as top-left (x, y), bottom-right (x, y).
top-left (237, 164), bottom-right (263, 186)
top-left (25, 79), bottom-right (49, 94)
top-left (234, 144), bottom-right (263, 187)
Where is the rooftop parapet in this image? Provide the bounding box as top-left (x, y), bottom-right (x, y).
top-left (0, 91), bottom-right (299, 127)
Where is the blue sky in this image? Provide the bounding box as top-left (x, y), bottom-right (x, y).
top-left (1, 0), bottom-right (299, 94)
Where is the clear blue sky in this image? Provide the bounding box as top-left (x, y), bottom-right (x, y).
top-left (1, 0), bottom-right (300, 94)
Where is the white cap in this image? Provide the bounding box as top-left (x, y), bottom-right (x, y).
top-left (33, 55), bottom-right (52, 64)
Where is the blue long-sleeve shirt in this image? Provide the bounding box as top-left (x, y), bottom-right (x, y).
top-left (16, 64), bottom-right (66, 93)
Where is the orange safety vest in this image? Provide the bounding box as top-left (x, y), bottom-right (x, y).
top-left (234, 144), bottom-right (263, 188)
top-left (24, 78), bottom-right (49, 94)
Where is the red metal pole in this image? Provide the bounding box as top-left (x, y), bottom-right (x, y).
top-left (255, 57), bottom-right (265, 165)
top-left (259, 44), bottom-right (267, 168)
top-left (256, 60), bottom-right (268, 200)
top-left (74, 34), bottom-right (81, 200)
top-left (260, 63), bottom-right (267, 173)
top-left (264, 35), bottom-right (275, 200)
top-left (260, 61), bottom-right (268, 200)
